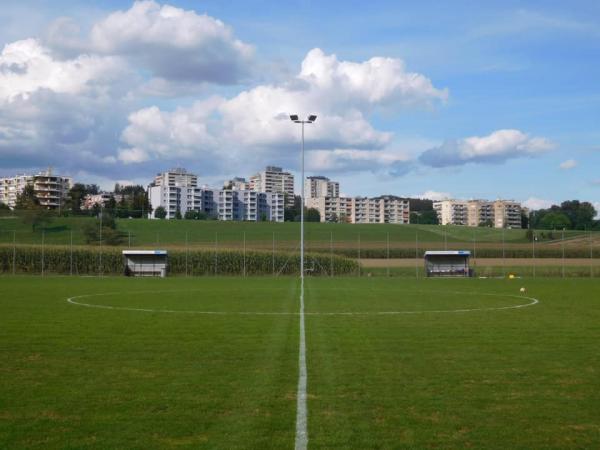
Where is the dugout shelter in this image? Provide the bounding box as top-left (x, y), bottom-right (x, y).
top-left (123, 250), bottom-right (168, 277)
top-left (424, 250), bottom-right (472, 277)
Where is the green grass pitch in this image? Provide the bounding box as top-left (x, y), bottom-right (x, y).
top-left (1, 276), bottom-right (599, 449)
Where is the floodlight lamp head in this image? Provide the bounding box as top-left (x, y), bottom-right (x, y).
top-left (308, 115), bottom-right (317, 122)
top-left (289, 114), bottom-right (299, 122)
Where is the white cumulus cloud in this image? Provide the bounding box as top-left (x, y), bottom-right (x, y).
top-left (522, 197), bottom-right (554, 210)
top-left (90, 0), bottom-right (254, 85)
top-left (419, 129), bottom-right (555, 167)
top-left (0, 38), bottom-right (127, 101)
top-left (416, 190), bottom-right (452, 201)
top-left (559, 159), bottom-right (577, 169)
top-left (118, 48), bottom-right (446, 175)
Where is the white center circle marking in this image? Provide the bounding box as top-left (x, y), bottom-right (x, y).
top-left (66, 289), bottom-right (540, 316)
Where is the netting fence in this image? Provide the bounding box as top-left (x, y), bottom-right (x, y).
top-left (0, 216), bottom-right (598, 278)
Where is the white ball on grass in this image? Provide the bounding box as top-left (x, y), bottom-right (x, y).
top-left (520, 287), bottom-right (526, 293)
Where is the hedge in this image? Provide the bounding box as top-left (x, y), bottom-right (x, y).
top-left (0, 245), bottom-right (358, 276)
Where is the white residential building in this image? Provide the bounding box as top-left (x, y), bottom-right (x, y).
top-left (305, 176), bottom-right (339, 199)
top-left (148, 169), bottom-right (283, 221)
top-left (249, 166), bottom-right (295, 207)
top-left (435, 199), bottom-right (522, 228)
top-left (224, 177), bottom-right (249, 191)
top-left (306, 196), bottom-right (353, 223)
top-left (307, 195), bottom-right (409, 224)
top-left (0, 169), bottom-right (71, 210)
top-left (434, 200), bottom-right (469, 226)
top-left (82, 193), bottom-right (119, 210)
top-left (153, 168), bottom-right (197, 188)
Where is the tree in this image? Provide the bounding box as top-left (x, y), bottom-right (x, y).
top-left (154, 206), bottom-right (167, 219)
top-left (105, 195), bottom-right (117, 212)
top-left (86, 184), bottom-right (100, 195)
top-left (521, 212), bottom-right (529, 229)
top-left (184, 210), bottom-right (197, 220)
top-left (23, 210), bottom-right (54, 231)
top-left (539, 211), bottom-right (571, 230)
top-left (285, 195), bottom-right (302, 222)
top-left (306, 207), bottom-right (320, 222)
top-left (0, 202), bottom-right (9, 211)
top-left (14, 184), bottom-right (39, 210)
top-left (175, 208), bottom-right (182, 220)
top-left (83, 212), bottom-right (124, 245)
top-left (410, 210), bottom-right (439, 225)
top-left (408, 198), bottom-right (434, 212)
top-left (66, 183), bottom-right (88, 214)
top-left (478, 219), bottom-right (494, 227)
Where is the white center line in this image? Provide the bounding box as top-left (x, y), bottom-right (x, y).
top-left (295, 278), bottom-right (308, 450)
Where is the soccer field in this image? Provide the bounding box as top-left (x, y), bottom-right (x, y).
top-left (1, 277), bottom-right (599, 449)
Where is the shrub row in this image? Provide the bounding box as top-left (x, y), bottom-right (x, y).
top-left (0, 245), bottom-right (358, 276)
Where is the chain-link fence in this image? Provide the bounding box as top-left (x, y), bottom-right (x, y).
top-left (0, 215), bottom-right (598, 278)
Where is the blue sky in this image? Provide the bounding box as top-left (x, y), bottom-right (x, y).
top-left (0, 0), bottom-right (598, 210)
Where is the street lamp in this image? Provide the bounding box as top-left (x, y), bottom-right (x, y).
top-left (290, 114), bottom-right (317, 283)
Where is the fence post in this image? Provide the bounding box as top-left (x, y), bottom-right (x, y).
top-left (128, 230), bottom-right (131, 248)
top-left (591, 230), bottom-right (594, 279)
top-left (214, 232), bottom-right (218, 276)
top-left (357, 233), bottom-right (361, 277)
top-left (13, 230), bottom-right (17, 275)
top-left (70, 230), bottom-right (73, 276)
top-left (472, 232), bottom-right (477, 272)
top-left (444, 228), bottom-right (448, 250)
top-left (562, 228), bottom-right (565, 278)
top-left (185, 231), bottom-right (189, 277)
top-left (99, 210), bottom-right (103, 277)
top-left (272, 232), bottom-right (275, 277)
top-left (415, 231), bottom-right (419, 279)
top-left (502, 227), bottom-right (506, 278)
top-left (590, 229), bottom-right (594, 278)
top-left (243, 231), bottom-right (246, 277)
top-left (41, 229), bottom-right (45, 277)
top-left (330, 231), bottom-right (334, 277)
top-left (532, 232), bottom-right (536, 278)
top-left (386, 231), bottom-right (390, 278)
top-left (156, 232), bottom-right (159, 246)
top-left (12, 230), bottom-right (16, 275)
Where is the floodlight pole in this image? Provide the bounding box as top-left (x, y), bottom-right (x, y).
top-left (301, 120), bottom-right (305, 284)
top-left (290, 115), bottom-right (316, 283)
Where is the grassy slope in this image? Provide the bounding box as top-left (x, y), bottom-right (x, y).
top-left (1, 276), bottom-right (599, 448)
top-left (0, 216), bottom-right (537, 246)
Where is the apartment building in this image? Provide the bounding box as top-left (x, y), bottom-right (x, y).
top-left (148, 169), bottom-right (283, 221)
top-left (434, 200), bottom-right (468, 226)
top-left (0, 169), bottom-right (71, 210)
top-left (218, 190), bottom-right (284, 222)
top-left (435, 199), bottom-right (522, 228)
top-left (307, 195), bottom-right (409, 224)
top-left (305, 176), bottom-right (339, 199)
top-left (82, 192), bottom-right (121, 210)
top-left (224, 177), bottom-right (249, 191)
top-left (305, 196), bottom-right (353, 223)
top-left (352, 196), bottom-right (410, 224)
top-left (153, 168), bottom-right (197, 188)
top-left (249, 166), bottom-right (295, 207)
top-left (493, 200), bottom-right (522, 228)
top-left (467, 200), bottom-right (494, 227)
top-left (378, 195), bottom-right (411, 224)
